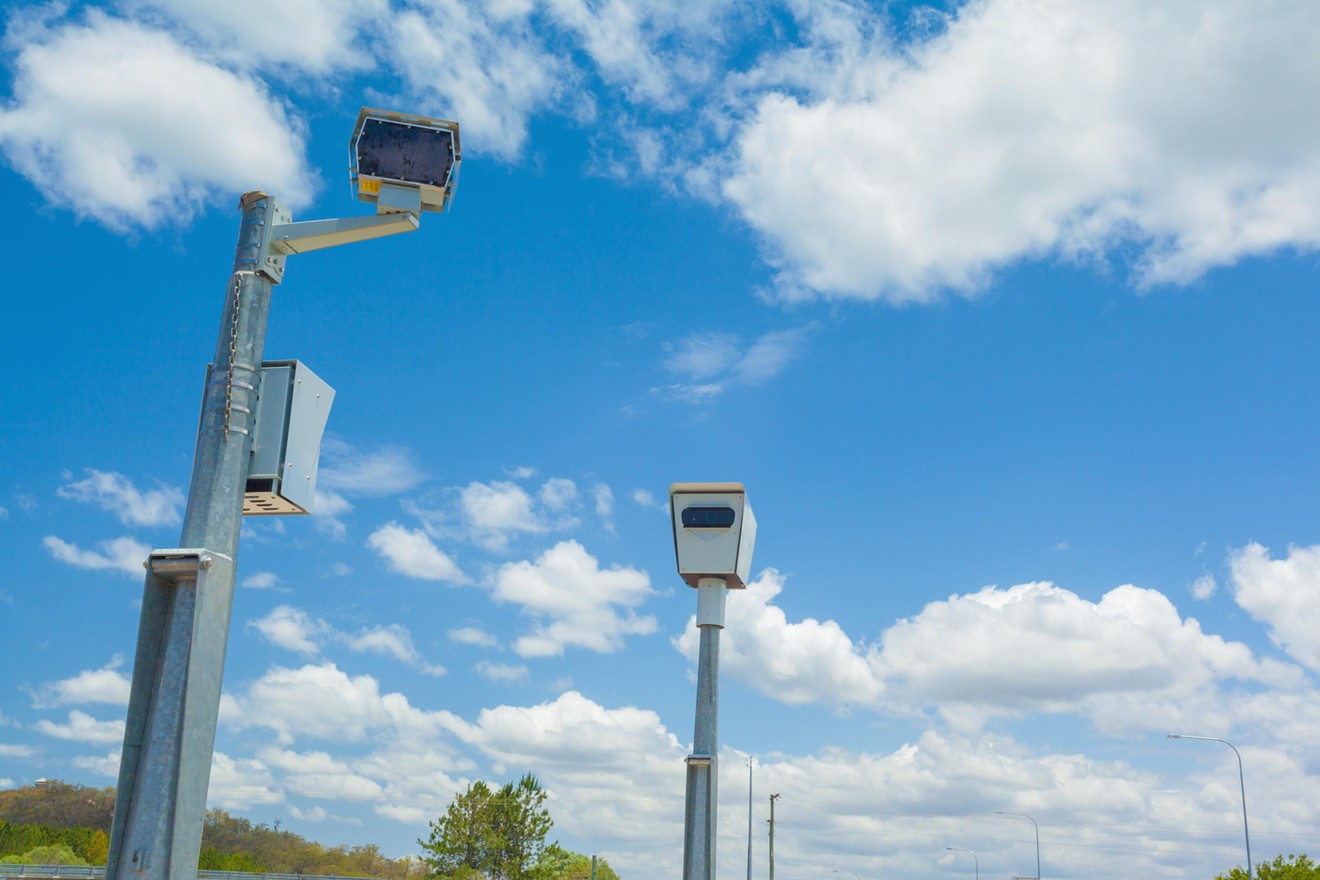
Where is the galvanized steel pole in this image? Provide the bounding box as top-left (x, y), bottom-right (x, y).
top-left (683, 578), bottom-right (727, 880)
top-left (107, 192), bottom-right (284, 880)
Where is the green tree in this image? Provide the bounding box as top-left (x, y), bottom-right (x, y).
top-left (1218, 854), bottom-right (1320, 880)
top-left (528, 846), bottom-right (620, 880)
top-left (0, 843), bottom-right (89, 865)
top-left (419, 774), bottom-right (554, 880)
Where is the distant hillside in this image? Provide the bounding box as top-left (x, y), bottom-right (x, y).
top-left (0, 781), bottom-right (420, 879)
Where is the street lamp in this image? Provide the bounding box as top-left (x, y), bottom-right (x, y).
top-left (1168, 734), bottom-right (1253, 880)
top-left (104, 108), bottom-right (461, 880)
top-left (946, 847), bottom-right (978, 880)
top-left (996, 811), bottom-right (1040, 880)
top-left (672, 483), bottom-right (757, 880)
top-left (833, 870), bottom-right (863, 880)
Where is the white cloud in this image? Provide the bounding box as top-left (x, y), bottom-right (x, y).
top-left (320, 441), bottom-right (425, 496)
top-left (210, 751), bottom-right (283, 810)
top-left (0, 744), bottom-right (36, 758)
top-left (1230, 542), bottom-right (1320, 672)
top-left (723, 0), bottom-right (1320, 301)
top-left (72, 750), bottom-right (120, 778)
top-left (126, 0), bottom-right (386, 74)
top-left (631, 489), bottom-right (668, 513)
top-left (43, 535), bottom-right (150, 577)
top-left (449, 626), bottom-right (499, 648)
top-left (367, 522), bottom-right (467, 583)
top-left (539, 477), bottom-right (579, 512)
top-left (247, 605), bottom-right (446, 675)
top-left (674, 569), bottom-right (886, 708)
top-left (30, 658), bottom-right (132, 708)
top-left (34, 710), bottom-right (125, 744)
top-left (655, 327), bottom-right (811, 402)
top-left (475, 661), bottom-right (529, 684)
top-left (676, 570), bottom-right (1304, 735)
top-left (0, 11), bottom-right (314, 231)
top-left (410, 477), bottom-right (587, 552)
top-left (345, 625), bottom-right (446, 677)
top-left (289, 804), bottom-right (362, 825)
top-left (248, 605), bottom-right (327, 655)
top-left (57, 469), bottom-right (184, 527)
top-left (242, 571), bottom-right (281, 590)
top-left (1192, 574), bottom-right (1217, 600)
top-left (592, 483), bottom-right (615, 534)
top-left (459, 480), bottom-right (550, 550)
top-left (492, 540), bottom-right (657, 657)
top-left (385, 4), bottom-right (570, 160)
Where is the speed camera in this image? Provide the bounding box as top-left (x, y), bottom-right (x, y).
top-left (670, 482), bottom-right (757, 589)
top-left (350, 108), bottom-right (461, 214)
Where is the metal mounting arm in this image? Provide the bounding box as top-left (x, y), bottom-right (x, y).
top-left (269, 211), bottom-right (419, 255)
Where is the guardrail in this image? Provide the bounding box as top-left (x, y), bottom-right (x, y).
top-left (0, 866), bottom-right (387, 880)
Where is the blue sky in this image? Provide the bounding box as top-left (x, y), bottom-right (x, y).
top-left (2, 1), bottom-right (1320, 879)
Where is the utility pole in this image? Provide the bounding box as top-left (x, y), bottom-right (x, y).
top-left (106, 191), bottom-right (280, 880)
top-left (103, 109), bottom-right (462, 880)
top-left (768, 793), bottom-right (781, 880)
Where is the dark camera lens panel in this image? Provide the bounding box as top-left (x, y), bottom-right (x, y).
top-left (682, 506), bottom-right (736, 528)
top-left (358, 119), bottom-right (455, 187)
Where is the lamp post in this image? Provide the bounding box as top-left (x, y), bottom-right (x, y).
top-left (104, 109), bottom-right (460, 880)
top-left (833, 869), bottom-right (862, 880)
top-left (996, 811), bottom-right (1040, 880)
top-left (1168, 734), bottom-right (1253, 880)
top-left (946, 848), bottom-right (978, 880)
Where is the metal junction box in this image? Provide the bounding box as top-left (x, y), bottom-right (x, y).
top-left (244, 361), bottom-right (334, 516)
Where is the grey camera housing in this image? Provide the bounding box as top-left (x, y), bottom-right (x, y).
top-left (670, 482), bottom-right (756, 589)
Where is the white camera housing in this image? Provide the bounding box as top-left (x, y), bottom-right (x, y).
top-left (670, 482), bottom-right (757, 589)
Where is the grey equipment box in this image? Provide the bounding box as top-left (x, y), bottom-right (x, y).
top-left (244, 360), bottom-right (335, 515)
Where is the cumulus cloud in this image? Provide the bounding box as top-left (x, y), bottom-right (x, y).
top-left (676, 571), bottom-right (1303, 733)
top-left (34, 710), bottom-right (125, 744)
top-left (126, 0), bottom-right (386, 74)
top-left (1230, 542), bottom-right (1320, 672)
top-left (406, 476), bottom-right (586, 552)
top-left (653, 327), bottom-right (811, 402)
top-left (346, 625), bottom-right (446, 677)
top-left (72, 750), bottom-right (120, 778)
top-left (475, 660), bottom-right (529, 684)
top-left (0, 11), bottom-right (314, 230)
top-left (43, 535), bottom-right (150, 578)
top-left (242, 571), bottom-right (281, 590)
top-left (57, 469), bottom-right (184, 527)
top-left (449, 626), bottom-right (499, 648)
top-left (384, 4), bottom-right (570, 160)
top-left (210, 751), bottom-right (283, 810)
top-left (723, 0), bottom-right (1320, 301)
top-left (247, 605), bottom-right (446, 675)
top-left (248, 605), bottom-right (327, 655)
top-left (492, 540), bottom-right (657, 657)
top-left (29, 658), bottom-right (132, 708)
top-left (674, 569), bottom-right (885, 707)
top-left (220, 662), bottom-right (470, 823)
top-left (367, 522), bottom-right (467, 583)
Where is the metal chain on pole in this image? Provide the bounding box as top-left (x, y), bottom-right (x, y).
top-left (222, 272), bottom-right (244, 439)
